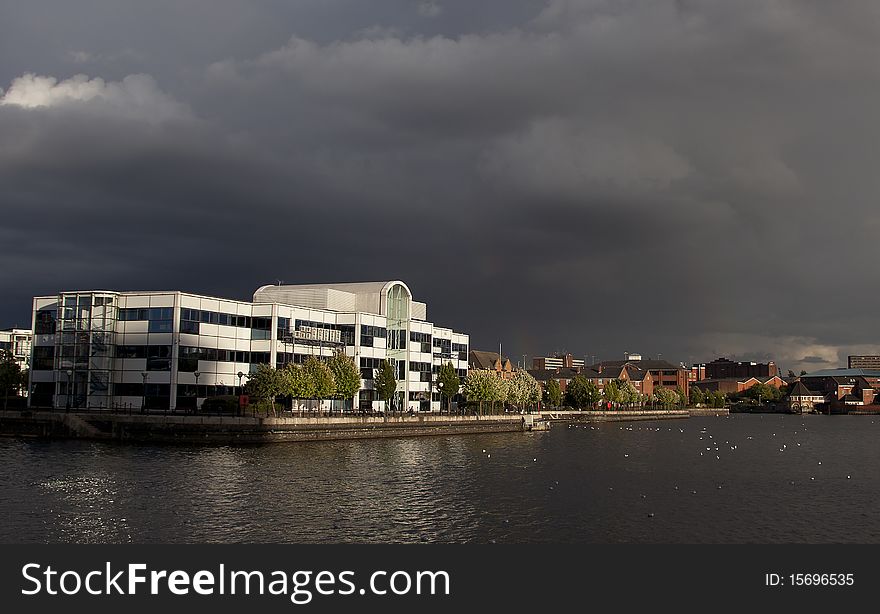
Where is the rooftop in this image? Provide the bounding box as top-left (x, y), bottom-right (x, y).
top-left (801, 368), bottom-right (880, 378)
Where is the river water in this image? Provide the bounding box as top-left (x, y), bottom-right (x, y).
top-left (1, 414), bottom-right (878, 543)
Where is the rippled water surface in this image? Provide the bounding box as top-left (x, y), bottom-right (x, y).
top-left (1, 414), bottom-right (878, 543)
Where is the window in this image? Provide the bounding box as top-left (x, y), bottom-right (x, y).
top-left (35, 309), bottom-right (57, 334)
top-left (180, 308), bottom-right (201, 334)
top-left (360, 325), bottom-right (387, 347)
top-left (178, 346), bottom-right (200, 372)
top-left (277, 317), bottom-right (291, 340)
top-left (148, 319), bottom-right (173, 333)
top-left (360, 357), bottom-right (383, 380)
top-left (147, 345), bottom-right (172, 371)
top-left (116, 345), bottom-right (148, 359)
top-left (32, 346), bottom-right (54, 370)
top-left (114, 383), bottom-right (144, 396)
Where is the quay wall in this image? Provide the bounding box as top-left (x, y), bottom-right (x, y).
top-left (539, 410), bottom-right (690, 423)
top-left (0, 411), bottom-right (531, 444)
top-left (687, 408), bottom-right (730, 417)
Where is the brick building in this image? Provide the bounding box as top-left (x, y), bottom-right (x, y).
top-left (531, 353), bottom-right (585, 371)
top-left (703, 357), bottom-right (778, 380)
top-left (592, 358), bottom-right (687, 395)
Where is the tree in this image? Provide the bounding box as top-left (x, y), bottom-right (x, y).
top-left (280, 362), bottom-right (314, 412)
top-left (303, 356), bottom-right (336, 411)
top-left (245, 364), bottom-right (282, 416)
top-left (689, 386), bottom-right (706, 407)
top-left (675, 386), bottom-right (688, 408)
top-left (327, 350), bottom-right (361, 412)
top-left (506, 370), bottom-right (542, 411)
top-left (707, 390), bottom-right (727, 408)
top-left (462, 369), bottom-right (506, 415)
top-left (566, 375), bottom-right (600, 410)
top-left (437, 362), bottom-right (460, 413)
top-left (619, 381), bottom-right (640, 407)
top-left (525, 372), bottom-right (543, 407)
top-left (652, 387), bottom-right (678, 408)
top-left (604, 379), bottom-right (621, 408)
top-left (545, 379), bottom-right (562, 408)
top-left (0, 351), bottom-right (23, 410)
top-left (374, 359), bottom-right (397, 412)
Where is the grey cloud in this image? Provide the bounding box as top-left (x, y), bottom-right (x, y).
top-left (1, 1), bottom-right (879, 372)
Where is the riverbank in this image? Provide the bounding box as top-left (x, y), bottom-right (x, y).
top-left (538, 409), bottom-right (697, 422)
top-left (0, 410), bottom-right (539, 444)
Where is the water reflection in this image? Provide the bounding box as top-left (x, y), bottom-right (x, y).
top-left (1, 415), bottom-right (878, 543)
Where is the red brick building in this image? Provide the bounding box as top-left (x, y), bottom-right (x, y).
top-left (592, 359), bottom-right (688, 396)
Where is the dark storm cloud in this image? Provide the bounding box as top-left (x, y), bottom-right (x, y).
top-left (2, 0), bottom-right (880, 371)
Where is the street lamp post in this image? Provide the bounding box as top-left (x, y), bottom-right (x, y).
top-left (237, 371), bottom-right (245, 416)
top-left (193, 371), bottom-right (201, 414)
top-left (437, 381), bottom-right (444, 415)
top-left (65, 369), bottom-right (72, 412)
top-left (140, 371), bottom-right (148, 413)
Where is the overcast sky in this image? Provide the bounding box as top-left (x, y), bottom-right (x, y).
top-left (2, 0), bottom-right (879, 373)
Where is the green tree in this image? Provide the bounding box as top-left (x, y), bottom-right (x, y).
top-left (618, 381), bottom-right (639, 407)
top-left (0, 350), bottom-right (23, 410)
top-left (689, 386), bottom-right (706, 407)
top-left (604, 379), bottom-right (621, 408)
top-left (506, 370), bottom-right (542, 411)
top-left (437, 362), bottom-right (460, 413)
top-left (675, 386), bottom-right (688, 408)
top-left (327, 350), bottom-right (361, 412)
top-left (652, 387), bottom-right (678, 408)
top-left (463, 369), bottom-right (505, 415)
top-left (245, 364), bottom-right (282, 416)
top-left (374, 359), bottom-right (398, 412)
top-left (566, 375), bottom-right (600, 410)
top-left (303, 356), bottom-right (336, 411)
top-left (708, 390), bottom-right (727, 408)
top-left (544, 378), bottom-right (562, 408)
top-left (280, 362), bottom-right (314, 412)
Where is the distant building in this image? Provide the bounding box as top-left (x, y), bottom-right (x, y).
top-left (704, 357), bottom-right (778, 380)
top-left (793, 369), bottom-right (880, 413)
top-left (532, 353), bottom-right (584, 371)
top-left (528, 363), bottom-right (654, 397)
top-left (689, 363), bottom-right (706, 383)
top-left (848, 355), bottom-right (880, 370)
top-left (691, 375), bottom-right (786, 396)
top-left (592, 358), bottom-right (688, 395)
top-left (469, 350), bottom-right (514, 380)
top-left (0, 328), bottom-right (32, 371)
top-left (787, 382), bottom-right (827, 413)
top-left (527, 367), bottom-right (582, 394)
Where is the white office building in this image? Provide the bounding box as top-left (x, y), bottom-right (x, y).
top-left (0, 328), bottom-right (33, 370)
top-left (29, 281), bottom-right (469, 412)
